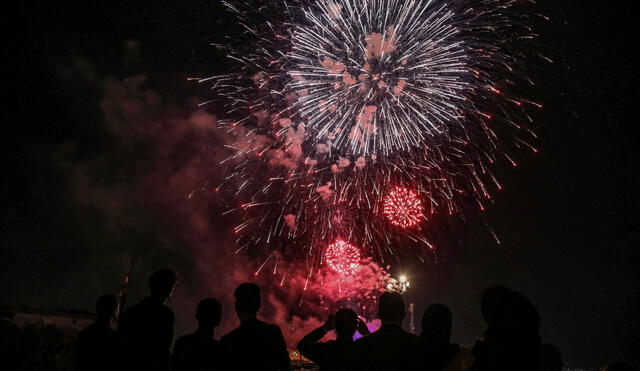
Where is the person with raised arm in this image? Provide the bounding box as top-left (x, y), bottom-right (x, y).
top-left (297, 308), bottom-right (370, 371)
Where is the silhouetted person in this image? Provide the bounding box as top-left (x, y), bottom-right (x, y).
top-left (353, 292), bottom-right (422, 371)
top-left (118, 268), bottom-right (178, 371)
top-left (419, 303), bottom-right (471, 371)
top-left (469, 286), bottom-right (562, 371)
top-left (297, 308), bottom-right (370, 371)
top-left (172, 298), bottom-right (223, 371)
top-left (75, 295), bottom-right (119, 371)
top-left (220, 282), bottom-right (290, 371)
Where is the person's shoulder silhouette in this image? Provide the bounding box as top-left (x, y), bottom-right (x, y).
top-left (172, 298), bottom-right (222, 371)
top-left (118, 268), bottom-right (178, 371)
top-left (220, 282), bottom-right (290, 371)
top-left (354, 292), bottom-right (422, 371)
top-left (75, 295), bottom-right (119, 371)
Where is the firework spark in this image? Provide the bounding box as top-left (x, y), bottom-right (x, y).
top-left (207, 0), bottom-right (546, 277)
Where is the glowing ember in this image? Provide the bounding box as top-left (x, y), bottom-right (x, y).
top-left (383, 187), bottom-right (424, 228)
top-left (324, 239), bottom-right (361, 276)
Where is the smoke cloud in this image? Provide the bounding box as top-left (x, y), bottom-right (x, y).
top-left (55, 56), bottom-right (391, 347)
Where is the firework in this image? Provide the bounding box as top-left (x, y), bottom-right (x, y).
top-left (287, 0), bottom-right (470, 157)
top-left (324, 239), bottom-right (361, 276)
top-left (383, 187), bottom-right (424, 228)
top-left (207, 0), bottom-right (546, 276)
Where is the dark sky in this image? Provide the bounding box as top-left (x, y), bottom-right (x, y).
top-left (3, 0), bottom-right (639, 369)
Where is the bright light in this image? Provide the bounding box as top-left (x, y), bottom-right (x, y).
top-left (387, 275), bottom-right (410, 293)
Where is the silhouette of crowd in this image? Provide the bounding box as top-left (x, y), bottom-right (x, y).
top-left (74, 268), bottom-right (638, 371)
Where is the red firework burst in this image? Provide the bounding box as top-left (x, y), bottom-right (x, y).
top-left (383, 187), bottom-right (424, 228)
top-left (324, 239), bottom-right (361, 276)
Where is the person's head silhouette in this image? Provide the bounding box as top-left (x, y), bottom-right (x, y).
top-left (481, 286), bottom-right (542, 344)
top-left (421, 303), bottom-right (452, 345)
top-left (96, 294), bottom-right (118, 323)
top-left (510, 291), bottom-right (540, 326)
top-left (335, 308), bottom-right (358, 339)
top-left (378, 292), bottom-right (405, 325)
top-left (196, 298), bottom-right (222, 332)
top-left (234, 282), bottom-right (261, 321)
top-left (480, 285), bottom-right (511, 328)
top-left (148, 268), bottom-right (178, 304)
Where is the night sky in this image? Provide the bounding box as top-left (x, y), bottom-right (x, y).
top-left (3, 1), bottom-right (639, 369)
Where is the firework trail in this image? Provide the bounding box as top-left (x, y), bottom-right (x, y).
top-left (204, 0), bottom-right (546, 286)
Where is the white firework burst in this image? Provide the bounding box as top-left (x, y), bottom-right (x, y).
top-left (287, 0), bottom-right (468, 156)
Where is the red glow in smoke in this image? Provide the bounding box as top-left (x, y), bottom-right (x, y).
top-left (383, 187), bottom-right (424, 228)
top-left (324, 239), bottom-right (361, 276)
